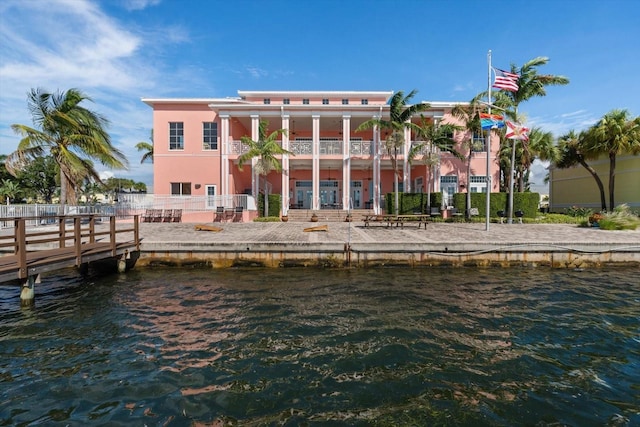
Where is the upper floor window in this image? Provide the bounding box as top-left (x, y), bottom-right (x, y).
top-left (263, 98), bottom-right (271, 104)
top-left (302, 98), bottom-right (309, 105)
top-left (171, 182), bottom-right (191, 195)
top-left (342, 99), bottom-right (349, 105)
top-left (283, 98), bottom-right (290, 105)
top-left (361, 99), bottom-right (369, 105)
top-left (169, 122), bottom-right (184, 150)
top-left (472, 132), bottom-right (486, 152)
top-left (322, 99), bottom-right (329, 105)
top-left (203, 122), bottom-right (218, 150)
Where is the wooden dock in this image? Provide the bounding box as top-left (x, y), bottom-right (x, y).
top-left (0, 214), bottom-right (140, 285)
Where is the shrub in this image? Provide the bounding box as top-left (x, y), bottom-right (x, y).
top-left (598, 204), bottom-right (640, 230)
top-left (566, 206), bottom-right (593, 218)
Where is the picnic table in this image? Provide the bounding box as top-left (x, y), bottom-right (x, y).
top-left (362, 214), bottom-right (430, 229)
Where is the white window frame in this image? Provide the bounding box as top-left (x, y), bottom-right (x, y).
top-left (169, 122), bottom-right (184, 150)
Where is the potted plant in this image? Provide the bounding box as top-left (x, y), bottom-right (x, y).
top-left (589, 212), bottom-right (604, 227)
top-left (310, 212), bottom-right (318, 222)
top-left (344, 213), bottom-right (353, 222)
top-left (281, 214), bottom-right (288, 222)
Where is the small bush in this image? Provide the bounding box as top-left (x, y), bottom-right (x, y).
top-left (598, 204), bottom-right (640, 230)
top-left (566, 206), bottom-right (593, 218)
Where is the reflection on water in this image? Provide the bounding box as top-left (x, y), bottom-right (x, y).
top-left (0, 267), bottom-right (639, 426)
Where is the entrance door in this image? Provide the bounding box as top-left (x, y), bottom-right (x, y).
top-left (350, 181), bottom-right (362, 209)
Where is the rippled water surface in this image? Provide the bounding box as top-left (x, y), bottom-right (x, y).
top-left (1, 267), bottom-right (639, 426)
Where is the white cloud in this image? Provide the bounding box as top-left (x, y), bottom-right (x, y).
top-left (121, 0), bottom-right (162, 11)
top-left (0, 0), bottom-right (192, 189)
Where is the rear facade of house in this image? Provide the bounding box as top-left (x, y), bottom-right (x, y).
top-left (142, 90), bottom-right (501, 221)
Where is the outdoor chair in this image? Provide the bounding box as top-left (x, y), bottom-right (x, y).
top-left (171, 209), bottom-right (182, 222)
top-left (162, 209), bottom-right (173, 222)
top-left (233, 206), bottom-right (244, 222)
top-left (142, 209), bottom-right (154, 223)
top-left (152, 209), bottom-right (163, 222)
top-left (214, 206), bottom-right (225, 222)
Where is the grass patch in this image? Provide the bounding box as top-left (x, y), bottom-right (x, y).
top-left (598, 204), bottom-right (640, 230)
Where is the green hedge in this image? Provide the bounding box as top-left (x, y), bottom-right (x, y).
top-left (257, 193), bottom-right (281, 217)
top-left (384, 193), bottom-right (444, 214)
top-left (452, 192), bottom-right (539, 217)
top-left (386, 192), bottom-right (540, 217)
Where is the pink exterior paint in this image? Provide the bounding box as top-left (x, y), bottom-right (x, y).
top-left (143, 91), bottom-right (501, 219)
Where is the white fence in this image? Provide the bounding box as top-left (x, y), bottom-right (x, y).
top-left (0, 194), bottom-right (256, 228)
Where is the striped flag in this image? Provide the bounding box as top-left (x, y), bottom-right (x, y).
top-left (480, 113), bottom-right (505, 130)
top-left (505, 121), bottom-right (529, 140)
top-left (493, 68), bottom-right (519, 92)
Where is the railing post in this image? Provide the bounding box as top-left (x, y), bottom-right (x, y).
top-left (15, 218), bottom-right (27, 279)
top-left (110, 216), bottom-right (116, 256)
top-left (134, 215), bottom-right (140, 250)
top-left (74, 216), bottom-right (82, 266)
top-left (89, 215), bottom-right (95, 243)
top-left (58, 215), bottom-right (66, 248)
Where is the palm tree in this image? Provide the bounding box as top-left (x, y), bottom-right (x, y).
top-left (499, 57), bottom-right (569, 222)
top-left (356, 90), bottom-right (429, 215)
top-left (451, 100), bottom-right (485, 217)
top-left (584, 109), bottom-right (640, 209)
top-left (7, 88), bottom-right (128, 206)
top-left (136, 130), bottom-right (154, 164)
top-left (518, 127), bottom-right (557, 191)
top-left (555, 130), bottom-right (607, 211)
top-left (0, 179), bottom-right (20, 205)
top-left (409, 116), bottom-right (463, 212)
top-left (238, 120), bottom-right (292, 217)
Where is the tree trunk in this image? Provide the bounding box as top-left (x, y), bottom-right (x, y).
top-left (466, 147), bottom-right (472, 219)
top-left (578, 158), bottom-right (607, 211)
top-left (609, 152), bottom-right (616, 211)
top-left (264, 177), bottom-right (269, 217)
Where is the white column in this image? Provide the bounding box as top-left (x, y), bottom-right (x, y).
top-left (342, 115), bottom-right (351, 210)
top-left (373, 120), bottom-right (381, 214)
top-left (312, 114), bottom-right (320, 210)
top-left (281, 114), bottom-right (290, 215)
top-left (250, 114), bottom-right (260, 198)
top-left (220, 114), bottom-right (230, 197)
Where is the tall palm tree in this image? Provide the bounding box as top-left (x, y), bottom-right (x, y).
top-left (409, 116), bottom-right (463, 212)
top-left (136, 130), bottom-right (154, 164)
top-left (356, 90), bottom-right (429, 215)
top-left (555, 130), bottom-right (607, 211)
top-left (584, 109), bottom-right (640, 209)
top-left (451, 100), bottom-right (485, 217)
top-left (238, 120), bottom-right (292, 217)
top-left (518, 127), bottom-right (557, 191)
top-left (7, 88), bottom-right (128, 206)
top-left (499, 57), bottom-right (569, 222)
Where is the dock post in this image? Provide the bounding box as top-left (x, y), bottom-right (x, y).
top-left (20, 274), bottom-right (40, 306)
top-left (117, 253), bottom-right (127, 273)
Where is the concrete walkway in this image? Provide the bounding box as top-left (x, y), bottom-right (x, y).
top-left (137, 221), bottom-right (640, 268)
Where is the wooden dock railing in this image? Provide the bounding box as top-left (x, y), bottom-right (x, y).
top-left (0, 214), bottom-right (140, 284)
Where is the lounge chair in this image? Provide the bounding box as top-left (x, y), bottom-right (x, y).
top-left (214, 206), bottom-right (225, 222)
top-left (233, 206), bottom-right (244, 222)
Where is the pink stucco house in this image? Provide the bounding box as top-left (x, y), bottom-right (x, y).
top-left (142, 91), bottom-right (500, 221)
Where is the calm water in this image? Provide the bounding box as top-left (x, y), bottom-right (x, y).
top-left (0, 267), bottom-right (639, 426)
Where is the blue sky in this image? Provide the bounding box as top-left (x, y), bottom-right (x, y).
top-left (1, 0), bottom-right (639, 194)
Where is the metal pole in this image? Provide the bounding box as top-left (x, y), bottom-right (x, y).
top-left (485, 50), bottom-right (492, 231)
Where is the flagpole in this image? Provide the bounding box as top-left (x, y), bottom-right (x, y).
top-left (485, 50), bottom-right (492, 231)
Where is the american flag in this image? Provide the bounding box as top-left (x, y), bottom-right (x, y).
top-left (493, 68), bottom-right (519, 92)
top-left (505, 121), bottom-right (529, 140)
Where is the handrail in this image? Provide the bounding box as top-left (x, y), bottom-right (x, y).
top-left (0, 214), bottom-right (140, 280)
